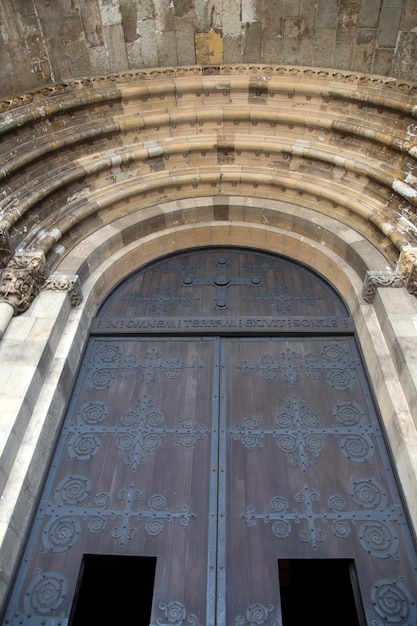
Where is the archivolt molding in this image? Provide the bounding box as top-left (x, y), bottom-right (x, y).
top-left (0, 65), bottom-right (417, 318)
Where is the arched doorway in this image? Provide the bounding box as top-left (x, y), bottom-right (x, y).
top-left (3, 248), bottom-right (417, 626)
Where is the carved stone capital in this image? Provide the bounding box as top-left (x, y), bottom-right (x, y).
top-left (0, 227), bottom-right (13, 268)
top-left (44, 274), bottom-right (82, 306)
top-left (398, 247), bottom-right (417, 296)
top-left (362, 269), bottom-right (404, 303)
top-left (0, 252), bottom-right (47, 314)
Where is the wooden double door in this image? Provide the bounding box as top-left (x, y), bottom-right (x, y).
top-left (3, 249), bottom-right (417, 625)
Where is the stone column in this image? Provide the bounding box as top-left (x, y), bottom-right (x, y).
top-left (0, 252), bottom-right (47, 337)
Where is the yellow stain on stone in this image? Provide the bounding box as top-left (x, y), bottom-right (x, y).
top-left (195, 29), bottom-right (223, 65)
top-left (209, 29), bottom-right (223, 64)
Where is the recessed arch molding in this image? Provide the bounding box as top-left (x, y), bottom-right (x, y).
top-left (0, 65), bottom-right (417, 325)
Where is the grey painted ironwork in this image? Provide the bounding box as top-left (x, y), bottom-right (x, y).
top-left (245, 284), bottom-right (321, 313)
top-left (231, 396), bottom-right (377, 470)
top-left (65, 396), bottom-right (208, 470)
top-left (217, 340), bottom-right (227, 626)
top-left (240, 478), bottom-right (405, 557)
top-left (370, 579), bottom-right (417, 625)
top-left (39, 474), bottom-right (196, 550)
top-left (207, 338), bottom-right (222, 626)
top-left (238, 342), bottom-right (359, 388)
top-left (234, 603), bottom-right (277, 626)
top-left (87, 344), bottom-right (203, 389)
top-left (150, 600), bottom-right (200, 625)
top-left (123, 287), bottom-right (197, 314)
top-left (181, 257), bottom-right (263, 309)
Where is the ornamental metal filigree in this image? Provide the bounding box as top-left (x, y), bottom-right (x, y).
top-left (234, 603), bottom-right (277, 625)
top-left (24, 570), bottom-right (67, 617)
top-left (87, 345), bottom-right (203, 389)
top-left (151, 601), bottom-right (200, 625)
top-left (124, 287), bottom-right (197, 314)
top-left (181, 257), bottom-right (263, 309)
top-left (241, 479), bottom-right (404, 557)
top-left (231, 396), bottom-right (376, 470)
top-left (370, 578), bottom-right (417, 625)
top-left (66, 396), bottom-right (209, 471)
top-left (245, 284), bottom-right (321, 313)
top-left (40, 474), bottom-right (196, 551)
top-left (238, 343), bottom-right (358, 389)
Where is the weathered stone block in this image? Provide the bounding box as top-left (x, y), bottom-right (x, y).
top-left (120, 0), bottom-right (138, 42)
top-left (313, 28), bottom-right (336, 67)
top-left (175, 17), bottom-right (196, 65)
top-left (378, 5), bottom-right (403, 48)
top-left (98, 0), bottom-right (123, 26)
top-left (103, 23), bottom-right (129, 71)
top-left (137, 18), bottom-right (159, 66)
top-left (317, 0), bottom-right (339, 29)
top-left (392, 31), bottom-right (417, 81)
top-left (243, 21), bottom-right (262, 62)
top-left (222, 0), bottom-right (242, 37)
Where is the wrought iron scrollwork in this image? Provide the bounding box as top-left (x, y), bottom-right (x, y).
top-left (238, 343), bottom-right (358, 389)
top-left (234, 603), bottom-right (276, 625)
top-left (66, 396), bottom-right (209, 470)
top-left (152, 601), bottom-right (200, 625)
top-left (40, 475), bottom-right (196, 551)
top-left (241, 478), bottom-right (404, 557)
top-left (87, 345), bottom-right (203, 389)
top-left (370, 578), bottom-right (417, 625)
top-left (232, 396), bottom-right (376, 470)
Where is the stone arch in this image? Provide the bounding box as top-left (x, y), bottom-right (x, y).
top-left (3, 240), bottom-right (417, 625)
top-left (1, 66), bottom-right (417, 616)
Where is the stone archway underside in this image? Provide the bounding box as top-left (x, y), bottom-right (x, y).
top-left (0, 65), bottom-right (417, 319)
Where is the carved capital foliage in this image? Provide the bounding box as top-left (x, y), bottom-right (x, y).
top-left (0, 227), bottom-right (13, 268)
top-left (362, 270), bottom-right (404, 303)
top-left (398, 247), bottom-right (417, 296)
top-left (0, 252), bottom-right (47, 314)
top-left (44, 274), bottom-right (82, 307)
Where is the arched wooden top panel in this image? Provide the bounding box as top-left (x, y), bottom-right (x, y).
top-left (95, 248), bottom-right (350, 333)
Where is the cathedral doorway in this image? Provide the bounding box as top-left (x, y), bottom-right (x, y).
top-left (3, 248), bottom-right (417, 625)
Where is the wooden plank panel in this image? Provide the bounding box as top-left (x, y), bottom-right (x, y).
top-left (225, 337), bottom-right (417, 625)
top-left (5, 338), bottom-right (215, 626)
top-left (98, 249), bottom-right (347, 320)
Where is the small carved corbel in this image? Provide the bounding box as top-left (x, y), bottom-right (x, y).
top-left (0, 252), bottom-right (47, 314)
top-left (0, 227), bottom-right (13, 268)
top-left (44, 273), bottom-right (82, 306)
top-left (398, 247), bottom-right (417, 296)
top-left (362, 269), bottom-right (404, 303)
